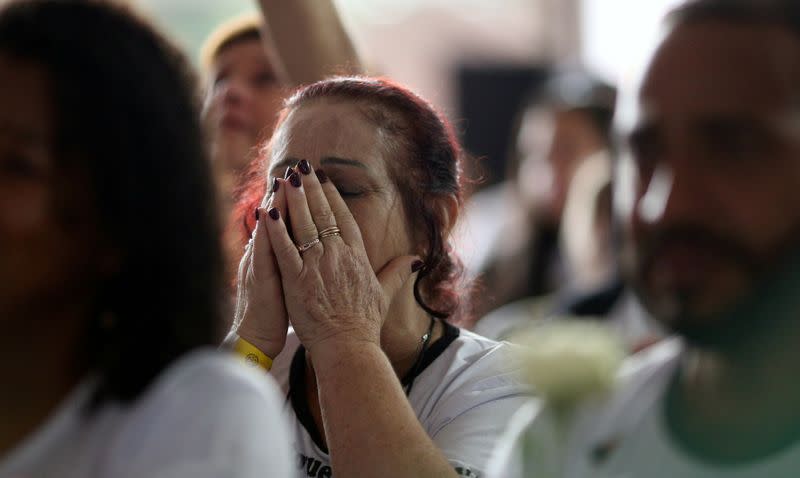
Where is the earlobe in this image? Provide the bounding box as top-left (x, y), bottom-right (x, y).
top-left (440, 194), bottom-right (459, 234)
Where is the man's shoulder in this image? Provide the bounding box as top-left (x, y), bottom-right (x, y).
top-left (568, 337), bottom-right (682, 448)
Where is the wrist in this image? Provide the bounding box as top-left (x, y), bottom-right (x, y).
top-left (233, 337), bottom-right (274, 372)
top-left (236, 332), bottom-right (285, 359)
top-left (307, 337), bottom-right (383, 373)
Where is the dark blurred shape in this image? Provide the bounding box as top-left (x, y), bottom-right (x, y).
top-left (468, 68), bottom-right (618, 329)
top-left (456, 64), bottom-right (549, 189)
top-left (0, 0), bottom-right (223, 405)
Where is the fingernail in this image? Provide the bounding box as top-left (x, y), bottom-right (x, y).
top-left (315, 169), bottom-right (329, 184)
top-left (284, 166), bottom-right (294, 179)
top-left (268, 207), bottom-right (280, 220)
top-left (254, 208), bottom-right (260, 221)
top-left (298, 159), bottom-right (311, 175)
top-left (411, 260), bottom-right (425, 273)
top-left (271, 177), bottom-right (280, 193)
top-left (289, 172), bottom-right (302, 188)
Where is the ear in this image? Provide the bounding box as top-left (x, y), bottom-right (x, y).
top-left (439, 193), bottom-right (459, 235)
top-left (413, 194), bottom-right (459, 254)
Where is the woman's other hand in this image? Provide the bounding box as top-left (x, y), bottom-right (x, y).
top-left (234, 177), bottom-right (290, 359)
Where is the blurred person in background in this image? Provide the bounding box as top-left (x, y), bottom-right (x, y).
top-left (228, 76), bottom-right (531, 477)
top-left (469, 70), bottom-right (617, 325)
top-left (0, 1), bottom-right (290, 475)
top-left (491, 0), bottom-right (800, 476)
top-left (201, 0), bottom-right (361, 207)
top-left (474, 151), bottom-right (621, 340)
top-left (200, 0), bottom-right (362, 281)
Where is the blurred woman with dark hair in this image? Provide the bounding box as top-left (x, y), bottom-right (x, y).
top-left (0, 1), bottom-right (290, 475)
top-left (229, 76), bottom-right (530, 477)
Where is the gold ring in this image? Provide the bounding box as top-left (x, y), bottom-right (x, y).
top-left (296, 238), bottom-right (321, 253)
top-left (318, 226), bottom-right (342, 239)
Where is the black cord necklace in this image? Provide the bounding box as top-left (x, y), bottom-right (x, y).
top-left (403, 315), bottom-right (436, 396)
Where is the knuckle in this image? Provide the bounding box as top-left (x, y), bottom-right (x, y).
top-left (277, 241), bottom-right (298, 257)
top-left (297, 222), bottom-right (318, 239)
top-left (315, 210), bottom-right (337, 227)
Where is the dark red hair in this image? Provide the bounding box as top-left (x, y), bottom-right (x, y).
top-left (234, 76), bottom-right (467, 320)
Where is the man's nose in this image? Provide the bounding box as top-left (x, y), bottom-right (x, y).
top-left (637, 159), bottom-right (705, 228)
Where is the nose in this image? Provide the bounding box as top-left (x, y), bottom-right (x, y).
top-left (218, 78), bottom-right (251, 109)
top-left (636, 157), bottom-right (705, 229)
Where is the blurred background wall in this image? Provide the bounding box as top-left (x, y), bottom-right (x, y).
top-left (130, 0), bottom-right (682, 188)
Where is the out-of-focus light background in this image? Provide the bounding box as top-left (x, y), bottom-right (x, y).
top-left (137, 0), bottom-right (682, 92)
top-left (134, 0), bottom-right (681, 180)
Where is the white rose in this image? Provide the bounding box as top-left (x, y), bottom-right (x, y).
top-left (512, 320), bottom-right (625, 409)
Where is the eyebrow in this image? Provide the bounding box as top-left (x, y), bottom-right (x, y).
top-left (269, 155), bottom-right (368, 175)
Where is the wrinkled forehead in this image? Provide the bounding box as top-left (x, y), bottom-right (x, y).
top-left (637, 22), bottom-right (800, 123)
top-left (268, 100), bottom-right (389, 173)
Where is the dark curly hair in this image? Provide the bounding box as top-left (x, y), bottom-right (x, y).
top-left (236, 76), bottom-right (468, 320)
top-left (0, 0), bottom-right (224, 406)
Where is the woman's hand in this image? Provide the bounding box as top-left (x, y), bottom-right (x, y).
top-left (262, 160), bottom-right (420, 355)
top-left (233, 178), bottom-right (290, 359)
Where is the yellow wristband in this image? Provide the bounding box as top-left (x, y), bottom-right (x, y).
top-left (234, 337), bottom-right (273, 372)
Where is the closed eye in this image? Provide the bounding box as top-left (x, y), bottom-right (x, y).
top-left (336, 187), bottom-right (364, 198)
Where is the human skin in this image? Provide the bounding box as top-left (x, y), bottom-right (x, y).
top-left (625, 20), bottom-right (800, 461)
top-left (236, 99), bottom-right (460, 477)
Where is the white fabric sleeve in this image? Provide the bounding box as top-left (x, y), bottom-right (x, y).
top-left (485, 400), bottom-right (568, 478)
top-left (431, 394), bottom-right (532, 477)
top-left (103, 352), bottom-right (293, 478)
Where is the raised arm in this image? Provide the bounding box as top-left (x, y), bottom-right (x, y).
top-left (255, 0), bottom-right (363, 86)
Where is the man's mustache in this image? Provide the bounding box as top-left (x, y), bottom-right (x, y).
top-left (637, 226), bottom-right (761, 277)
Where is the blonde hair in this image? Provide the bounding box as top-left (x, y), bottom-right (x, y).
top-left (199, 12), bottom-right (262, 72)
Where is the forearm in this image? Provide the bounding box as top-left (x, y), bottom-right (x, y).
top-left (256, 0), bottom-right (363, 86)
top-left (310, 341), bottom-right (457, 478)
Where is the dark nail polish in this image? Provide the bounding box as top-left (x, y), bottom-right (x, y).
top-left (284, 166), bottom-right (294, 179)
top-left (298, 159), bottom-right (311, 175)
top-left (254, 208), bottom-right (260, 221)
top-left (271, 177), bottom-right (280, 193)
top-left (315, 169), bottom-right (329, 184)
top-left (289, 172), bottom-right (302, 188)
top-left (411, 260), bottom-right (425, 273)
top-left (268, 207), bottom-right (280, 220)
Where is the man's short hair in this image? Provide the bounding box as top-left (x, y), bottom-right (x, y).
top-left (668, 0), bottom-right (800, 37)
top-left (200, 13), bottom-right (262, 72)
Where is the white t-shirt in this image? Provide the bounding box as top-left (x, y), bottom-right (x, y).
top-left (270, 322), bottom-right (532, 478)
top-left (0, 350), bottom-right (292, 478)
top-left (488, 338), bottom-right (800, 478)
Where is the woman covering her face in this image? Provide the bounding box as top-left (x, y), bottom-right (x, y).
top-left (0, 1), bottom-right (290, 476)
top-left (230, 77), bottom-right (531, 477)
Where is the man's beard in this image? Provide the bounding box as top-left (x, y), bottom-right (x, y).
top-left (627, 225), bottom-right (800, 349)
